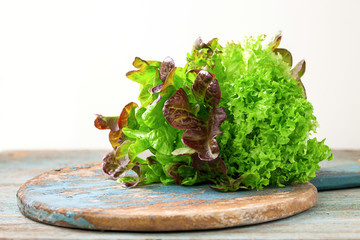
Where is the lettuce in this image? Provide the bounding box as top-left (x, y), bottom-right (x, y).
top-left (95, 32), bottom-right (333, 191)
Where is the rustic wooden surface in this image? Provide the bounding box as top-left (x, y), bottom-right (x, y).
top-left (1, 150), bottom-right (360, 239)
top-left (310, 164), bottom-right (360, 190)
top-left (16, 162), bottom-right (317, 231)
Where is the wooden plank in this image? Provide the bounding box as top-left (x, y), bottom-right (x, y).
top-left (17, 162), bottom-right (317, 231)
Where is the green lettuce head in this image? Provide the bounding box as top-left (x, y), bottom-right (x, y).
top-left (95, 32), bottom-right (333, 191)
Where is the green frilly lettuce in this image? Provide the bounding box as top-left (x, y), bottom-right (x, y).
top-left (95, 32), bottom-right (333, 191)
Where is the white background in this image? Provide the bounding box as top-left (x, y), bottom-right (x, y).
top-left (0, 0), bottom-right (359, 151)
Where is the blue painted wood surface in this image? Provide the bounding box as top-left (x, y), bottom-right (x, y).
top-left (1, 150), bottom-right (360, 239)
top-left (17, 162), bottom-right (317, 231)
top-left (311, 165), bottom-right (360, 191)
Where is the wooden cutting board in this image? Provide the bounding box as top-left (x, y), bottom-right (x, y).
top-left (310, 164), bottom-right (360, 191)
top-left (17, 162), bottom-right (317, 232)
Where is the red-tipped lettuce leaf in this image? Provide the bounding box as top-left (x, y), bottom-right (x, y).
top-left (191, 153), bottom-right (251, 192)
top-left (267, 31), bottom-right (282, 51)
top-left (163, 77), bottom-right (226, 161)
top-left (118, 102), bottom-right (139, 129)
top-left (126, 57), bottom-right (162, 106)
top-left (166, 162), bottom-right (187, 185)
top-left (193, 37), bottom-right (209, 50)
top-left (182, 107), bottom-right (226, 160)
top-left (163, 88), bottom-right (203, 129)
top-left (94, 115), bottom-right (119, 131)
top-left (102, 140), bottom-right (133, 178)
top-left (291, 59), bottom-right (307, 98)
top-left (94, 102), bottom-right (138, 148)
top-left (152, 57), bottom-right (176, 94)
top-left (192, 70), bottom-right (213, 99)
top-left (193, 37), bottom-right (221, 55)
top-left (159, 67), bottom-right (177, 97)
top-left (274, 48), bottom-right (293, 67)
top-left (160, 57), bottom-right (175, 82)
top-left (205, 79), bottom-right (221, 107)
top-left (291, 59), bottom-right (306, 79)
top-left (192, 70), bottom-right (221, 107)
top-left (118, 164), bottom-right (142, 188)
top-left (151, 83), bottom-right (164, 94)
top-left (126, 57), bottom-right (161, 84)
top-left (187, 37), bottom-right (223, 71)
top-left (192, 153), bottom-right (227, 178)
top-left (94, 115), bottom-right (122, 148)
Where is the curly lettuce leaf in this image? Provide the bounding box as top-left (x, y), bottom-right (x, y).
top-left (213, 35), bottom-right (332, 190)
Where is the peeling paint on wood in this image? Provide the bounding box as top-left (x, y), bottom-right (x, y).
top-left (17, 162), bottom-right (317, 231)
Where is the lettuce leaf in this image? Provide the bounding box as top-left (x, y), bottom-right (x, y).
top-left (95, 32), bottom-right (332, 191)
top-left (102, 140), bottom-right (133, 178)
top-left (94, 102), bottom-right (138, 148)
top-left (126, 57), bottom-right (162, 107)
top-left (163, 70), bottom-right (226, 161)
top-left (212, 35), bottom-right (332, 190)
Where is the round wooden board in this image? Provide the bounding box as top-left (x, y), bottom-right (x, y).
top-left (17, 162), bottom-right (318, 232)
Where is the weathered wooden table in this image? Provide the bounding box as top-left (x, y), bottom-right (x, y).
top-left (1, 150), bottom-right (359, 239)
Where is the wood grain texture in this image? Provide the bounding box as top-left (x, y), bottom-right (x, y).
top-left (16, 162), bottom-right (317, 231)
top-left (1, 150), bottom-right (360, 239)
